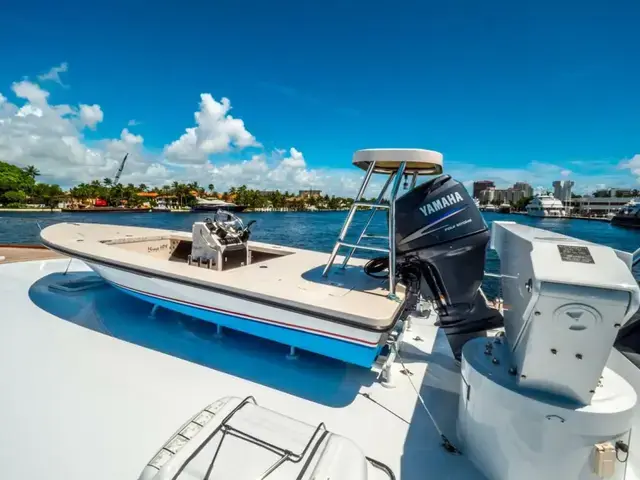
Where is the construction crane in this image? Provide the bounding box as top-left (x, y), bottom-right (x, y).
top-left (113, 153), bottom-right (129, 185)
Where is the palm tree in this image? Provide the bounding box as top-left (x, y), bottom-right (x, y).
top-left (23, 165), bottom-right (40, 179)
top-left (208, 184), bottom-right (215, 194)
top-left (138, 183), bottom-right (148, 192)
top-left (103, 178), bottom-right (113, 187)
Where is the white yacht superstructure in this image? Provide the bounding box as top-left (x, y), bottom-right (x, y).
top-left (526, 194), bottom-right (566, 217)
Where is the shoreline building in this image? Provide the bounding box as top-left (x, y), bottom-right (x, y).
top-left (299, 189), bottom-right (322, 198)
top-left (477, 182), bottom-right (533, 206)
top-left (570, 194), bottom-right (637, 217)
top-left (553, 180), bottom-right (574, 206)
top-left (513, 182), bottom-right (533, 198)
top-left (473, 181), bottom-right (494, 200)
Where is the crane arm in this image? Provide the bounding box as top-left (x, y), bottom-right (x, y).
top-left (113, 153), bottom-right (129, 185)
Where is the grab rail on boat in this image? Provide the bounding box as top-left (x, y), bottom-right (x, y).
top-left (167, 395), bottom-right (396, 480)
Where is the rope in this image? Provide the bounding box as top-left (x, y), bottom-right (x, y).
top-left (363, 256), bottom-right (389, 278)
top-left (392, 344), bottom-right (461, 455)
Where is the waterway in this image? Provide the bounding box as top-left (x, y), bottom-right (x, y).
top-left (1, 210), bottom-right (639, 297)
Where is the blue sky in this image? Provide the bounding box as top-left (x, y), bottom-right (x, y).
top-left (0, 0), bottom-right (638, 194)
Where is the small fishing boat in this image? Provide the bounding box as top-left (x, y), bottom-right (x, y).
top-left (42, 150), bottom-right (449, 368)
top-left (40, 218), bottom-right (402, 367)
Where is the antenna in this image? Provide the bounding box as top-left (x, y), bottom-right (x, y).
top-left (113, 153), bottom-right (129, 185)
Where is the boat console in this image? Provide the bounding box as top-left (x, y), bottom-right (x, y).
top-left (190, 211), bottom-right (255, 271)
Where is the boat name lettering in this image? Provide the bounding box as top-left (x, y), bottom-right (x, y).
top-left (148, 244), bottom-right (168, 253)
top-left (419, 192), bottom-right (464, 217)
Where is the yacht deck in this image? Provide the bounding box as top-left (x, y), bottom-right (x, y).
top-left (0, 258), bottom-right (482, 479)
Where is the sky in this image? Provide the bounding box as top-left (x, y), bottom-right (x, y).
top-left (0, 0), bottom-right (639, 195)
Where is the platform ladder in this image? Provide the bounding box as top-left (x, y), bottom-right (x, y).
top-left (322, 160), bottom-right (417, 297)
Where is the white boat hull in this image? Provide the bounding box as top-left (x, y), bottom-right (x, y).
top-left (88, 262), bottom-right (386, 367)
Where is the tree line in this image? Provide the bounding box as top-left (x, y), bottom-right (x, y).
top-left (0, 162), bottom-right (63, 208)
top-left (0, 160), bottom-right (356, 210)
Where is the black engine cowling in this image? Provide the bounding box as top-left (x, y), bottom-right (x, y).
top-left (395, 175), bottom-right (503, 359)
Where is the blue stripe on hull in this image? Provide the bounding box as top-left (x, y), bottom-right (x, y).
top-left (112, 284), bottom-right (382, 368)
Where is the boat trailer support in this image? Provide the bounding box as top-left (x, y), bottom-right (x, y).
top-left (149, 304), bottom-right (161, 319)
top-left (214, 324), bottom-right (224, 339)
top-left (286, 345), bottom-right (299, 360)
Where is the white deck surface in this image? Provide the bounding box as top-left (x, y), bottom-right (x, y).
top-left (41, 223), bottom-right (405, 328)
top-left (0, 259), bottom-right (483, 479)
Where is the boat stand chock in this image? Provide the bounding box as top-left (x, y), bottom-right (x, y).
top-left (286, 345), bottom-right (299, 360)
top-left (214, 323), bottom-right (224, 339)
top-left (377, 316), bottom-right (412, 388)
top-left (148, 304), bottom-right (161, 319)
top-left (379, 346), bottom-right (397, 389)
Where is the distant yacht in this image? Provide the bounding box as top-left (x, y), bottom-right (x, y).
top-left (191, 198), bottom-right (247, 213)
top-left (526, 195), bottom-right (566, 217)
top-left (483, 204), bottom-right (497, 212)
top-left (611, 199), bottom-right (640, 228)
top-left (498, 203), bottom-right (512, 213)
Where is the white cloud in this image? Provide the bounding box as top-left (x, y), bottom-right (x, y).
top-left (79, 104), bottom-right (103, 130)
top-left (37, 62), bottom-right (68, 86)
top-left (127, 119), bottom-right (141, 126)
top-left (0, 76), bottom-right (153, 187)
top-left (164, 94), bottom-right (259, 164)
top-left (16, 105), bottom-right (43, 117)
top-left (2, 64), bottom-right (636, 197)
top-left (12, 81), bottom-right (49, 105)
top-left (206, 149), bottom-right (369, 195)
top-left (620, 154), bottom-right (640, 175)
top-left (120, 128), bottom-right (143, 145)
top-left (280, 147), bottom-right (306, 168)
top-left (448, 159), bottom-right (637, 195)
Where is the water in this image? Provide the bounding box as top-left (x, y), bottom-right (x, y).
top-left (2, 210), bottom-right (640, 297)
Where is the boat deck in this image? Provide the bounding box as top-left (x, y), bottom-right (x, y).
top-left (0, 258), bottom-right (483, 479)
top-left (0, 244), bottom-right (64, 263)
top-left (40, 223), bottom-right (406, 329)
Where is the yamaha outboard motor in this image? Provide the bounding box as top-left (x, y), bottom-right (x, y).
top-left (395, 175), bottom-right (503, 359)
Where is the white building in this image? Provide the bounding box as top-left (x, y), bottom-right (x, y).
top-left (553, 180), bottom-right (574, 203)
top-left (479, 184), bottom-right (530, 206)
top-left (478, 188), bottom-right (495, 204)
top-left (570, 196), bottom-right (636, 216)
top-left (513, 182), bottom-right (533, 197)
